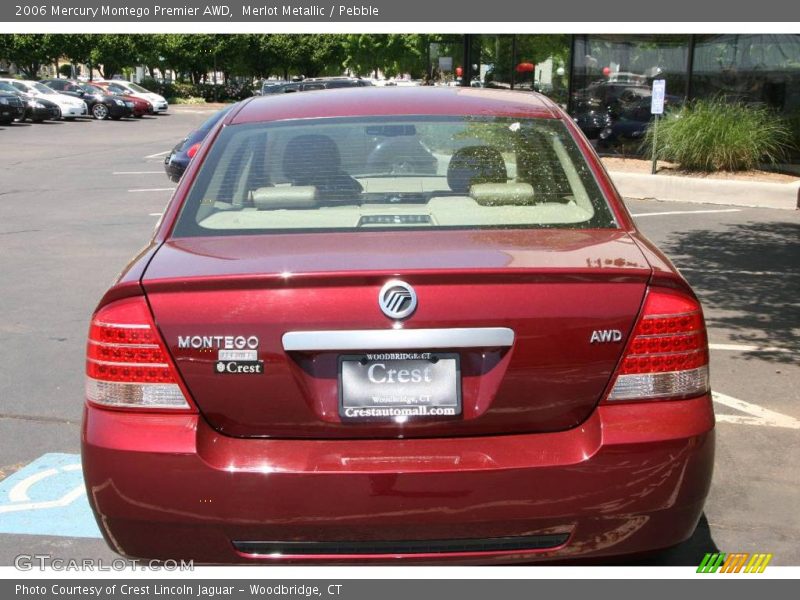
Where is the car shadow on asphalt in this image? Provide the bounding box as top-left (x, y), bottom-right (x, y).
top-left (661, 220), bottom-right (800, 365)
top-left (627, 513), bottom-right (719, 566)
top-left (520, 514), bottom-right (719, 567)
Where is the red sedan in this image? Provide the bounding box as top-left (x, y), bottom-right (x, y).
top-left (82, 87), bottom-right (714, 564)
top-left (92, 81), bottom-right (153, 117)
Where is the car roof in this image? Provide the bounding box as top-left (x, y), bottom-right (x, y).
top-left (229, 87), bottom-right (561, 125)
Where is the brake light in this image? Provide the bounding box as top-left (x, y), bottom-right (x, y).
top-left (186, 142), bottom-right (201, 159)
top-left (85, 297), bottom-right (193, 411)
top-left (607, 288), bottom-right (709, 401)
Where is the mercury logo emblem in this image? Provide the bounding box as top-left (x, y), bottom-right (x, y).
top-left (379, 280), bottom-right (417, 320)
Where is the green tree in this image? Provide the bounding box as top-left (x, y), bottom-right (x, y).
top-left (343, 34), bottom-right (427, 78)
top-left (156, 34), bottom-right (214, 83)
top-left (3, 34), bottom-right (60, 79)
top-left (254, 35), bottom-right (346, 80)
top-left (51, 33), bottom-right (92, 78)
top-left (86, 34), bottom-right (139, 79)
top-left (293, 34), bottom-right (346, 78)
top-left (210, 35), bottom-right (250, 83)
top-left (241, 34), bottom-right (279, 79)
top-left (263, 35), bottom-right (300, 80)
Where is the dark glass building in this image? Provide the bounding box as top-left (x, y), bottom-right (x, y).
top-left (445, 34), bottom-right (800, 165)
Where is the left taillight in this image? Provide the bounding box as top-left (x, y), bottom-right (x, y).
top-left (86, 296), bottom-right (194, 411)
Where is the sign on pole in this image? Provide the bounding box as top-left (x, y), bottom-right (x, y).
top-left (651, 79), bottom-right (666, 115)
top-left (650, 79), bottom-right (666, 174)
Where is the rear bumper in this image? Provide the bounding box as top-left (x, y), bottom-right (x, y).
top-left (1, 105), bottom-right (24, 121)
top-left (82, 395), bottom-right (715, 564)
top-left (26, 106), bottom-right (60, 121)
top-left (163, 152), bottom-right (188, 182)
top-left (107, 102), bottom-right (132, 118)
top-left (61, 104), bottom-right (87, 118)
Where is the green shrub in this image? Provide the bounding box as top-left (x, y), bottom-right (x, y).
top-left (166, 96), bottom-right (206, 105)
top-left (644, 98), bottom-right (793, 171)
top-left (135, 77), bottom-right (253, 102)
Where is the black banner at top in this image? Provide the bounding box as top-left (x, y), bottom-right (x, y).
top-left (3, 0), bottom-right (800, 22)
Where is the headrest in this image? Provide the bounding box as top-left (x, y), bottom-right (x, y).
top-left (252, 186), bottom-right (318, 210)
top-left (469, 183), bottom-right (535, 206)
top-left (282, 134), bottom-right (342, 184)
top-left (446, 146), bottom-right (507, 193)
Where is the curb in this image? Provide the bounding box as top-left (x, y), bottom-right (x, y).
top-left (169, 103), bottom-right (229, 112)
top-left (608, 171), bottom-right (800, 210)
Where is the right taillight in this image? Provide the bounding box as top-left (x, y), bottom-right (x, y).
top-left (86, 296), bottom-right (194, 411)
top-left (186, 142), bottom-right (201, 158)
top-left (607, 288), bottom-right (709, 402)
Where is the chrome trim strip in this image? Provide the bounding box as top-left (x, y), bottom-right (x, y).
top-left (282, 328), bottom-right (515, 351)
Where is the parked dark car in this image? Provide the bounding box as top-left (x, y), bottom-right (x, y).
top-left (596, 95), bottom-right (683, 152)
top-left (571, 100), bottom-right (611, 140)
top-left (0, 82), bottom-right (60, 122)
top-left (0, 90), bottom-right (26, 125)
top-left (92, 81), bottom-right (154, 117)
top-left (264, 77), bottom-right (373, 93)
top-left (259, 80), bottom-right (290, 95)
top-left (164, 104), bottom-right (236, 182)
top-left (40, 79), bottom-right (133, 120)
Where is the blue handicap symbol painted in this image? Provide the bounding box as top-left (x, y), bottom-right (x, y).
top-left (0, 453), bottom-right (102, 538)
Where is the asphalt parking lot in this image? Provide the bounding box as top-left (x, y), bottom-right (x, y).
top-left (0, 108), bottom-right (798, 566)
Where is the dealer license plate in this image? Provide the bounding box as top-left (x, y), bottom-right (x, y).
top-left (339, 352), bottom-right (461, 420)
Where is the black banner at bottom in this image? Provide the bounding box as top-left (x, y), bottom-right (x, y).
top-left (2, 579), bottom-right (794, 600)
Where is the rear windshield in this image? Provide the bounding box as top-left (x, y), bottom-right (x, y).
top-left (173, 115), bottom-right (616, 237)
top-left (81, 84), bottom-right (106, 95)
top-left (126, 82), bottom-right (150, 93)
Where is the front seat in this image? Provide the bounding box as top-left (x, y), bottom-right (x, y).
top-left (282, 134), bottom-right (363, 201)
top-left (446, 145), bottom-right (507, 193)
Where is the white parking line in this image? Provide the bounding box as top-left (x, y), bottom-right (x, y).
top-left (713, 391), bottom-right (800, 429)
top-left (113, 171), bottom-right (163, 175)
top-left (149, 213), bottom-right (163, 217)
top-left (678, 267), bottom-right (797, 277)
top-left (0, 485), bottom-right (85, 515)
top-left (630, 209), bottom-right (742, 217)
top-left (709, 343), bottom-right (794, 354)
top-left (128, 188), bottom-right (175, 193)
top-left (8, 468), bottom-right (58, 502)
top-left (144, 150), bottom-right (170, 159)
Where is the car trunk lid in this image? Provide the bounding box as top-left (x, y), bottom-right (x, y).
top-left (143, 229), bottom-right (650, 438)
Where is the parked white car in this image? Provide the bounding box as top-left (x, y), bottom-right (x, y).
top-left (98, 80), bottom-right (169, 113)
top-left (0, 79), bottom-right (88, 119)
